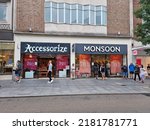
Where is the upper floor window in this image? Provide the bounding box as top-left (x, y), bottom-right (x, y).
top-left (0, 3), bottom-right (7, 21)
top-left (44, 1), bottom-right (107, 26)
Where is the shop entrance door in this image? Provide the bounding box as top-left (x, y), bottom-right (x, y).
top-left (38, 57), bottom-right (56, 78)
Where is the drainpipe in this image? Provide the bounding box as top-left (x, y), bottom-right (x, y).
top-left (11, 0), bottom-right (14, 31)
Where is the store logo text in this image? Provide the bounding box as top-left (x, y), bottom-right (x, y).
top-left (24, 44), bottom-right (68, 53)
top-left (84, 46), bottom-right (121, 53)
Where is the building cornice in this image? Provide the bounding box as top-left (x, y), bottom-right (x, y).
top-left (0, 40), bottom-right (14, 43)
top-left (14, 31), bottom-right (132, 39)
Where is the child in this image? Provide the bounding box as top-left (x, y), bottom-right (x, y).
top-left (140, 67), bottom-right (147, 83)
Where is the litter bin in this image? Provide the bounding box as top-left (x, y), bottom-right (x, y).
top-left (12, 68), bottom-right (16, 81)
top-left (71, 68), bottom-right (75, 80)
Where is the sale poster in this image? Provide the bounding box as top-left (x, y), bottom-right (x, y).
top-left (24, 55), bottom-right (37, 70)
top-left (56, 55), bottom-right (69, 70)
top-left (79, 54), bottom-right (91, 74)
top-left (110, 55), bottom-right (122, 74)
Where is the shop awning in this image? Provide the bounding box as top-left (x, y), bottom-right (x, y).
top-left (132, 45), bottom-right (150, 51)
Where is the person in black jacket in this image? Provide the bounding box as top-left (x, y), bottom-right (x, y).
top-left (134, 64), bottom-right (141, 81)
top-left (15, 60), bottom-right (22, 82)
top-left (147, 64), bottom-right (150, 76)
top-left (100, 64), bottom-right (106, 80)
top-left (93, 62), bottom-right (99, 79)
top-left (122, 65), bottom-right (128, 79)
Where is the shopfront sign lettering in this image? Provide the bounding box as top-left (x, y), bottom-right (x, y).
top-left (24, 44), bottom-right (68, 53)
top-left (84, 46), bottom-right (121, 53)
top-left (75, 44), bottom-right (127, 54)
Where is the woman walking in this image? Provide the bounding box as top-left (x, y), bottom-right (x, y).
top-left (47, 60), bottom-right (53, 83)
top-left (100, 64), bottom-right (106, 80)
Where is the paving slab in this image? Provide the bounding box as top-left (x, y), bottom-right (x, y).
top-left (0, 75), bottom-right (150, 97)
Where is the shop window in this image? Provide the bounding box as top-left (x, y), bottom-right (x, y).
top-left (78, 54), bottom-right (91, 77)
top-left (110, 55), bottom-right (122, 75)
top-left (0, 43), bottom-right (14, 74)
top-left (23, 55), bottom-right (38, 71)
top-left (23, 54), bottom-right (38, 78)
top-left (0, 3), bottom-right (7, 21)
top-left (56, 55), bottom-right (70, 78)
top-left (44, 1), bottom-right (107, 26)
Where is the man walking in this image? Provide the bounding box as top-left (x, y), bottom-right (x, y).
top-left (15, 60), bottom-right (22, 83)
top-left (122, 65), bottom-right (128, 79)
top-left (129, 63), bottom-right (135, 79)
top-left (48, 60), bottom-right (53, 83)
top-left (134, 64), bottom-right (141, 81)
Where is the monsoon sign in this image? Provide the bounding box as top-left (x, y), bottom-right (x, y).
top-left (75, 44), bottom-right (127, 54)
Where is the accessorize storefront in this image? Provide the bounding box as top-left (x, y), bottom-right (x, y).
top-left (21, 42), bottom-right (70, 78)
top-left (74, 43), bottom-right (127, 78)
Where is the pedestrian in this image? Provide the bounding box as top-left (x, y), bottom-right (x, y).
top-left (15, 60), bottom-right (22, 83)
top-left (106, 61), bottom-right (110, 77)
top-left (147, 64), bottom-right (150, 77)
top-left (93, 62), bottom-right (99, 79)
top-left (140, 66), bottom-right (147, 83)
top-left (134, 64), bottom-right (141, 81)
top-left (121, 65), bottom-right (128, 79)
top-left (47, 60), bottom-right (53, 83)
top-left (129, 63), bottom-right (135, 79)
top-left (100, 64), bottom-right (106, 80)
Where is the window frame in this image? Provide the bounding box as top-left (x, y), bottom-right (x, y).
top-left (0, 3), bottom-right (7, 21)
top-left (44, 1), bottom-right (107, 26)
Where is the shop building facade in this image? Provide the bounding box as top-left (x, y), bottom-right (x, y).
top-left (14, 0), bottom-right (133, 78)
top-left (20, 41), bottom-right (70, 78)
top-left (14, 33), bottom-right (132, 78)
top-left (132, 0), bottom-right (150, 69)
top-left (132, 44), bottom-right (150, 69)
top-left (0, 0), bottom-right (14, 75)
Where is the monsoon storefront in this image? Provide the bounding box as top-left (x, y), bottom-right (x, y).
top-left (74, 44), bottom-right (127, 78)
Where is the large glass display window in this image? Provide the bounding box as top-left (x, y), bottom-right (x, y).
top-left (22, 54), bottom-right (70, 78)
top-left (0, 43), bottom-right (14, 74)
top-left (75, 54), bottom-right (124, 78)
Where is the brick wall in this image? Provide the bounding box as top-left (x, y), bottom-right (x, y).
top-left (16, 0), bottom-right (44, 32)
top-left (133, 0), bottom-right (142, 33)
top-left (107, 0), bottom-right (130, 36)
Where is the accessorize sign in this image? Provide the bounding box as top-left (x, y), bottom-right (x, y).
top-left (21, 42), bottom-right (70, 54)
top-left (75, 44), bottom-right (127, 54)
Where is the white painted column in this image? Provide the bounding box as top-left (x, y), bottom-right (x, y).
top-left (14, 34), bottom-right (21, 66)
top-left (70, 43), bottom-right (75, 79)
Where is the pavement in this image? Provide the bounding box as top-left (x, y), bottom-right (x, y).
top-left (0, 75), bottom-right (150, 98)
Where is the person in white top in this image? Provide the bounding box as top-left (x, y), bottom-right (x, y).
top-left (140, 65), bottom-right (147, 83)
top-left (47, 60), bottom-right (53, 83)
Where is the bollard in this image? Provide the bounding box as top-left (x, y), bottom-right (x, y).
top-left (71, 68), bottom-right (75, 80)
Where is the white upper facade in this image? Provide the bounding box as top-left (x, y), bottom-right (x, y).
top-left (44, 0), bottom-right (107, 35)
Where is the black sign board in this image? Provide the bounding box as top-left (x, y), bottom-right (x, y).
top-left (21, 42), bottom-right (70, 54)
top-left (75, 44), bottom-right (127, 54)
